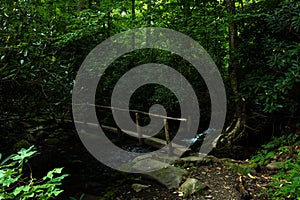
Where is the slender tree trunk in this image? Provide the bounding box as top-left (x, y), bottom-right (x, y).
top-left (146, 0), bottom-right (153, 60)
top-left (223, 0), bottom-right (246, 146)
top-left (184, 0), bottom-right (191, 27)
top-left (106, 10), bottom-right (111, 37)
top-left (146, 0), bottom-right (152, 47)
top-left (131, 0), bottom-right (135, 48)
top-left (131, 0), bottom-right (135, 20)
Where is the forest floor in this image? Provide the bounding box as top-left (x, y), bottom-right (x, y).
top-left (111, 160), bottom-right (273, 200)
top-left (7, 122), bottom-right (275, 200)
top-left (31, 142), bottom-right (273, 200)
top-left (30, 133), bottom-right (273, 200)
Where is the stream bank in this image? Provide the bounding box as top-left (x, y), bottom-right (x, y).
top-left (3, 121), bottom-right (272, 199)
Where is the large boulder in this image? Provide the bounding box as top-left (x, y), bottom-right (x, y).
top-left (132, 159), bottom-right (187, 189)
top-left (127, 154), bottom-right (188, 189)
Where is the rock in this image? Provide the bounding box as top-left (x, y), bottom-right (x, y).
top-left (146, 166), bottom-right (187, 189)
top-left (180, 178), bottom-right (208, 197)
top-left (130, 157), bottom-right (188, 189)
top-left (180, 154), bottom-right (218, 165)
top-left (131, 152), bottom-right (178, 164)
top-left (130, 154), bottom-right (155, 163)
top-left (266, 161), bottom-right (281, 170)
top-left (133, 158), bottom-right (168, 172)
top-left (132, 183), bottom-right (151, 192)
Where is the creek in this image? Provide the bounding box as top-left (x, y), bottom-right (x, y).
top-left (22, 122), bottom-right (209, 198)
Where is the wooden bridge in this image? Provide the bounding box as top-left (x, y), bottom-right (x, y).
top-left (72, 103), bottom-right (191, 156)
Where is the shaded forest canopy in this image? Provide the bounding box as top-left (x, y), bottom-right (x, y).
top-left (1, 0), bottom-right (299, 152)
top-left (1, 0), bottom-right (300, 199)
top-left (1, 0), bottom-right (300, 161)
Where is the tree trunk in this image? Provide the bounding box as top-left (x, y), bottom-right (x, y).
top-left (146, 0), bottom-right (152, 47)
top-left (183, 0), bottom-right (191, 27)
top-left (222, 0), bottom-right (246, 147)
top-left (131, 0), bottom-right (135, 49)
top-left (106, 10), bottom-right (111, 37)
top-left (131, 0), bottom-right (135, 20)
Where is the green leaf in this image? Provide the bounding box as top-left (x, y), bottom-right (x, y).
top-left (3, 174), bottom-right (21, 187)
top-left (265, 151), bottom-right (275, 159)
top-left (44, 168), bottom-right (63, 180)
top-left (12, 146), bottom-right (38, 164)
top-left (0, 154), bottom-right (15, 165)
top-left (52, 189), bottom-right (63, 196)
top-left (47, 174), bottom-right (69, 183)
top-left (21, 192), bottom-right (35, 199)
top-left (0, 146), bottom-right (68, 199)
top-left (13, 185), bottom-right (31, 196)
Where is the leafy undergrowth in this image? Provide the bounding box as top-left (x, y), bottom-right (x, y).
top-left (0, 146), bottom-right (68, 200)
top-left (252, 133), bottom-right (300, 199)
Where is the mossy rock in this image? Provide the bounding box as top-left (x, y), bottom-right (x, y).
top-left (180, 178), bottom-right (208, 197)
top-left (13, 139), bottom-right (31, 152)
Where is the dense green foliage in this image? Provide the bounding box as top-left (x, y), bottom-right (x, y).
top-left (1, 0), bottom-right (299, 126)
top-left (252, 134), bottom-right (300, 199)
top-left (1, 0), bottom-right (300, 198)
top-left (238, 0), bottom-right (300, 113)
top-left (0, 146), bottom-right (68, 199)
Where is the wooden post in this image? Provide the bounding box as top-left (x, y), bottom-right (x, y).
top-left (187, 115), bottom-right (191, 133)
top-left (136, 112), bottom-right (143, 145)
top-left (117, 127), bottom-right (122, 137)
top-left (164, 119), bottom-right (173, 156)
top-left (114, 110), bottom-right (122, 137)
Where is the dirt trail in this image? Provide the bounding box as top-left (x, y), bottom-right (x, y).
top-left (112, 160), bottom-right (272, 200)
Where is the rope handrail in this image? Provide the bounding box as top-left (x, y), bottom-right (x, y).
top-left (72, 103), bottom-right (187, 121)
